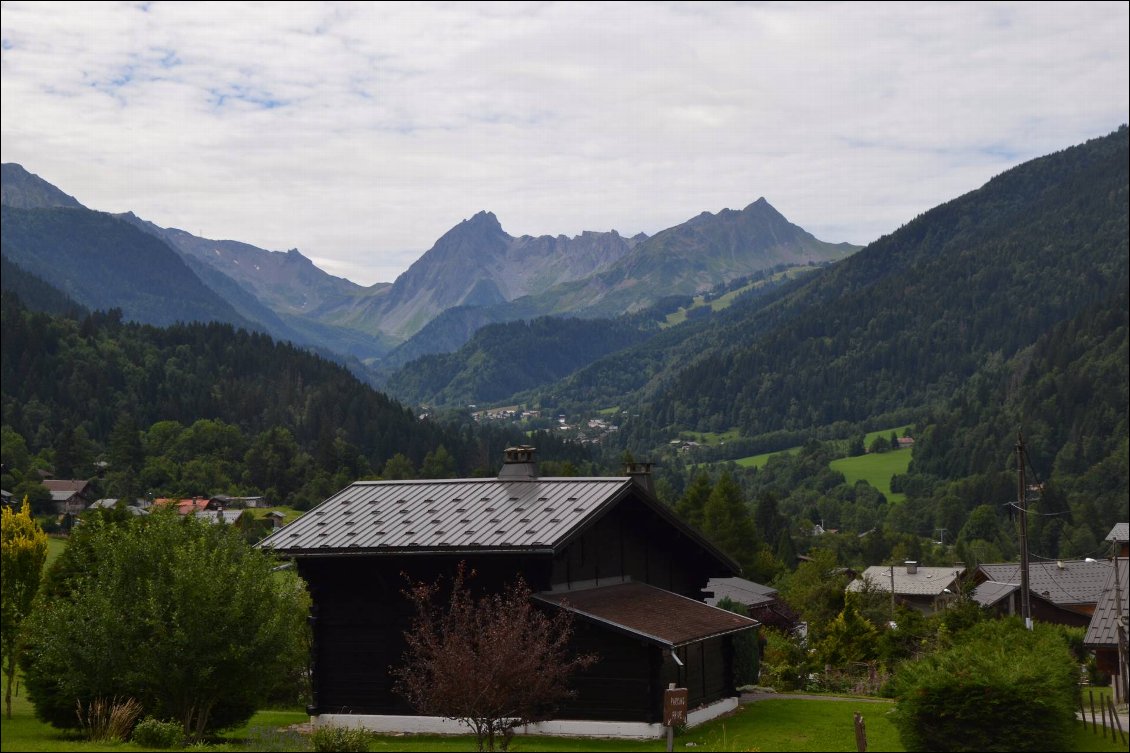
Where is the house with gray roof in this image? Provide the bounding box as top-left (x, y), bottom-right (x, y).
top-left (1085, 523), bottom-right (1129, 704)
top-left (702, 576), bottom-right (800, 633)
top-left (259, 447), bottom-right (757, 739)
top-left (971, 559), bottom-right (1112, 628)
top-left (846, 561), bottom-right (965, 614)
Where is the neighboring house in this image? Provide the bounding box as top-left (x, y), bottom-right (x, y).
top-left (210, 494), bottom-right (266, 509)
top-left (43, 479), bottom-right (94, 517)
top-left (259, 446), bottom-right (758, 739)
top-left (265, 510), bottom-right (287, 529)
top-left (971, 559), bottom-right (1111, 628)
top-left (847, 561), bottom-right (965, 614)
top-left (1, 489), bottom-right (12, 507)
top-left (703, 576), bottom-right (800, 633)
top-left (89, 498), bottom-right (149, 516)
top-left (152, 497), bottom-right (217, 516)
top-left (1084, 523), bottom-right (1129, 704)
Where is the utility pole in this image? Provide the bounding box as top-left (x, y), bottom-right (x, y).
top-left (1016, 433), bottom-right (1032, 630)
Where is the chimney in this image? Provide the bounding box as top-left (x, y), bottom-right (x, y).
top-left (498, 445), bottom-right (538, 480)
top-left (905, 561), bottom-right (918, 575)
top-left (623, 461), bottom-right (655, 496)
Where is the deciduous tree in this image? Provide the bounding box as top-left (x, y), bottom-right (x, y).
top-left (20, 509), bottom-right (308, 740)
top-left (1, 497), bottom-right (48, 718)
top-left (392, 563), bottom-right (596, 752)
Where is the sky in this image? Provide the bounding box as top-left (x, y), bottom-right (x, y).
top-left (2, 2), bottom-right (1128, 287)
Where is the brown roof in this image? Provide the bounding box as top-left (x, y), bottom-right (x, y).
top-left (535, 581), bottom-right (759, 647)
top-left (43, 479), bottom-right (90, 493)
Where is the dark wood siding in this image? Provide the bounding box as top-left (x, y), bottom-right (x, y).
top-left (556, 621), bottom-right (658, 722)
top-left (551, 493), bottom-right (730, 598)
top-left (301, 553), bottom-right (553, 714)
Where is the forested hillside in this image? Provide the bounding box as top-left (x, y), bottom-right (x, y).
top-left (383, 316), bottom-right (656, 407)
top-left (0, 293), bottom-right (592, 511)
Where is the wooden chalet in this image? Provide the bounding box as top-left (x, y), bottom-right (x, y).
top-left (1084, 523), bottom-right (1129, 704)
top-left (847, 561), bottom-right (965, 614)
top-left (42, 478), bottom-right (94, 517)
top-left (971, 559), bottom-right (1112, 628)
top-left (259, 447), bottom-right (757, 737)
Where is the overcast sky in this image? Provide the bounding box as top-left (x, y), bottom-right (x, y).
top-left (2, 2), bottom-right (1127, 286)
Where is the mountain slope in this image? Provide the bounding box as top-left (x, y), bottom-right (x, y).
top-left (355, 212), bottom-right (641, 342)
top-left (526, 198), bottom-right (858, 318)
top-left (0, 205), bottom-right (254, 329)
top-left (0, 164), bottom-right (85, 210)
top-left (607, 126), bottom-right (1130, 448)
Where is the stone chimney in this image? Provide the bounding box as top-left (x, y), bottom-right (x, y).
top-left (905, 561), bottom-right (918, 575)
top-left (498, 445), bottom-right (538, 480)
top-left (623, 461), bottom-right (655, 497)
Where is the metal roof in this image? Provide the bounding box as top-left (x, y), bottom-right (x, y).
top-left (1084, 558), bottom-right (1129, 648)
top-left (847, 565), bottom-right (964, 597)
top-left (971, 580), bottom-right (1019, 607)
top-left (977, 560), bottom-right (1111, 606)
top-left (1106, 523), bottom-right (1129, 543)
top-left (258, 477), bottom-right (634, 555)
top-left (703, 577), bottom-right (778, 608)
top-left (535, 581), bottom-right (759, 648)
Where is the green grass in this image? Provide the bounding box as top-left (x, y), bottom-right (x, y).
top-left (735, 447), bottom-right (799, 469)
top-left (45, 535), bottom-right (67, 566)
top-left (829, 448), bottom-right (912, 503)
top-left (3, 689), bottom-right (1125, 752)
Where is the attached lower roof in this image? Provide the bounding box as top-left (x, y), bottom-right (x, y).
top-left (535, 581), bottom-right (759, 648)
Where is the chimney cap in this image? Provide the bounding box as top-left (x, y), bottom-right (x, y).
top-left (499, 446), bottom-right (538, 480)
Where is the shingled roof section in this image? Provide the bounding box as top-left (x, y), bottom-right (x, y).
top-left (977, 560), bottom-right (1111, 607)
top-left (1084, 558), bottom-right (1129, 648)
top-left (535, 581), bottom-right (759, 647)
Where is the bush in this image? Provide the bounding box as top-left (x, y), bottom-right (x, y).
top-left (889, 617), bottom-right (1078, 751)
top-left (311, 724), bottom-right (371, 752)
top-left (132, 716), bottom-right (184, 748)
top-left (21, 510), bottom-right (310, 740)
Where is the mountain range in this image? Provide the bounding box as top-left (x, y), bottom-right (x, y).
top-left (0, 162), bottom-right (859, 370)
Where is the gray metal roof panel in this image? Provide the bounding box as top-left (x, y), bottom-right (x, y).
top-left (703, 577), bottom-right (778, 607)
top-left (1105, 523), bottom-right (1129, 543)
top-left (259, 477), bottom-right (632, 554)
top-left (1084, 558), bottom-right (1129, 647)
top-left (977, 560), bottom-right (1111, 606)
top-left (848, 566), bottom-right (964, 596)
top-left (971, 580), bottom-right (1019, 607)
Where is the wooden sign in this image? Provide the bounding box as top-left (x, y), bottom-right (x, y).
top-left (663, 686), bottom-right (689, 727)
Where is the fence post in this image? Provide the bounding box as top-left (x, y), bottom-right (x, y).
top-left (853, 711), bottom-right (867, 752)
top-left (1107, 697), bottom-right (1126, 745)
top-left (1089, 690), bottom-right (1097, 733)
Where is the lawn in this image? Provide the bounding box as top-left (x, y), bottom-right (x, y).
top-left (4, 691), bottom-right (1125, 752)
top-left (829, 447), bottom-right (912, 503)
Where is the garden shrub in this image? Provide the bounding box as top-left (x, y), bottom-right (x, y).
top-left (889, 617), bottom-right (1078, 751)
top-left (132, 716), bottom-right (184, 748)
top-left (311, 724), bottom-right (371, 752)
top-left (75, 696), bottom-right (142, 742)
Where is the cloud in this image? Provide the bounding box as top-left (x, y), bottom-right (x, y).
top-left (2, 1), bottom-right (1128, 285)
